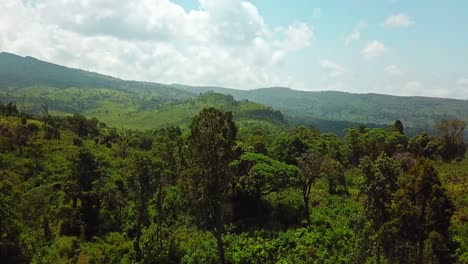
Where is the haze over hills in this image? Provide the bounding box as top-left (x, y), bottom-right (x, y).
top-left (1, 52), bottom-right (467, 136)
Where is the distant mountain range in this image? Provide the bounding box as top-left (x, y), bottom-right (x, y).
top-left (1, 52), bottom-right (467, 136)
top-left (173, 84), bottom-right (468, 130)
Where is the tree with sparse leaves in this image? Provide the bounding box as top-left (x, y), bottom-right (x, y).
top-left (434, 118), bottom-right (466, 161)
top-left (297, 152), bottom-right (322, 224)
top-left (187, 107), bottom-right (238, 264)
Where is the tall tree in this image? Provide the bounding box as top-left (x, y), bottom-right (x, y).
top-left (297, 152), bottom-right (322, 224)
top-left (12, 124), bottom-right (31, 154)
top-left (359, 154), bottom-right (401, 262)
top-left (67, 147), bottom-right (102, 240)
top-left (393, 159), bottom-right (454, 264)
top-left (344, 127), bottom-right (367, 165)
top-left (321, 157), bottom-right (347, 195)
top-left (188, 108), bottom-right (238, 264)
top-left (394, 120), bottom-right (405, 135)
top-left (434, 118), bottom-right (466, 160)
top-left (128, 153), bottom-right (161, 261)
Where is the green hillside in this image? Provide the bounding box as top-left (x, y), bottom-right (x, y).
top-left (175, 85), bottom-right (468, 130)
top-left (0, 53), bottom-right (285, 130)
top-left (0, 52), bottom-right (194, 101)
top-left (0, 85), bottom-right (284, 130)
top-left (1, 53), bottom-right (467, 137)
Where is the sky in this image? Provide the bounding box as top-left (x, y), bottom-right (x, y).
top-left (1, 0), bottom-right (468, 99)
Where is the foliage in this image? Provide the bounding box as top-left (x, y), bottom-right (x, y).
top-left (434, 118), bottom-right (466, 161)
top-left (176, 85), bottom-right (468, 139)
top-left (187, 108), bottom-right (238, 264)
top-left (235, 152), bottom-right (300, 199)
top-left (0, 104), bottom-right (465, 263)
top-left (391, 159), bottom-right (455, 263)
top-left (3, 52), bottom-right (468, 142)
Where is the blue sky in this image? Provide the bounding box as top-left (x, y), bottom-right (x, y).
top-left (1, 0), bottom-right (468, 98)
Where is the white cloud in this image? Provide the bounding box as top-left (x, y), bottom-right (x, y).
top-left (344, 31), bottom-right (360, 47)
top-left (277, 23), bottom-right (314, 51)
top-left (0, 0), bottom-right (314, 89)
top-left (319, 59), bottom-right (345, 78)
top-left (312, 8), bottom-right (321, 18)
top-left (344, 21), bottom-right (367, 46)
top-left (456, 78), bottom-right (468, 86)
top-left (270, 23), bottom-right (314, 65)
top-left (361, 40), bottom-right (386, 60)
top-left (385, 14), bottom-right (414, 28)
top-left (385, 65), bottom-right (403, 76)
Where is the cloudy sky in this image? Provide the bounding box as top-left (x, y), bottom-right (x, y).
top-left (1, 0), bottom-right (468, 99)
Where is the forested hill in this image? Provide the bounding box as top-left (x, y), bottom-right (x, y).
top-left (174, 85), bottom-right (468, 129)
top-left (0, 85), bottom-right (285, 130)
top-left (0, 52), bottom-right (193, 101)
top-left (0, 53), bottom-right (284, 129)
top-left (1, 52), bottom-right (467, 137)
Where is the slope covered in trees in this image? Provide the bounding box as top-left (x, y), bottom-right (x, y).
top-left (0, 52), bottom-right (193, 101)
top-left (176, 85), bottom-right (468, 133)
top-left (0, 102), bottom-right (466, 263)
top-left (0, 88), bottom-right (284, 132)
top-left (1, 53), bottom-right (467, 139)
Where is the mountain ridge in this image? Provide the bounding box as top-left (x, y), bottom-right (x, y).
top-left (173, 83), bottom-right (467, 101)
top-left (0, 52), bottom-right (194, 102)
top-left (4, 52), bottom-right (467, 101)
top-left (173, 83), bottom-right (468, 130)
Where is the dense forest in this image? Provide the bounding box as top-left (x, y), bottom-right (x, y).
top-left (0, 100), bottom-right (466, 263)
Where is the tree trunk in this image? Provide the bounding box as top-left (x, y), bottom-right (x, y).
top-left (376, 241), bottom-right (381, 264)
top-left (214, 231), bottom-right (226, 264)
top-left (134, 226), bottom-right (142, 262)
top-left (303, 191), bottom-right (310, 225)
top-left (417, 240), bottom-right (424, 264)
top-left (156, 182), bottom-right (164, 252)
top-left (43, 215), bottom-right (52, 241)
top-left (417, 201), bottom-right (427, 264)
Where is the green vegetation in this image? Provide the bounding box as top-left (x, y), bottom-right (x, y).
top-left (176, 85), bottom-right (468, 138)
top-left (0, 52), bottom-right (193, 100)
top-left (0, 100), bottom-right (466, 263)
top-left (0, 53), bottom-right (467, 263)
top-left (0, 53), bottom-right (283, 132)
top-left (0, 85), bottom-right (283, 130)
top-left (2, 53), bottom-right (468, 140)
